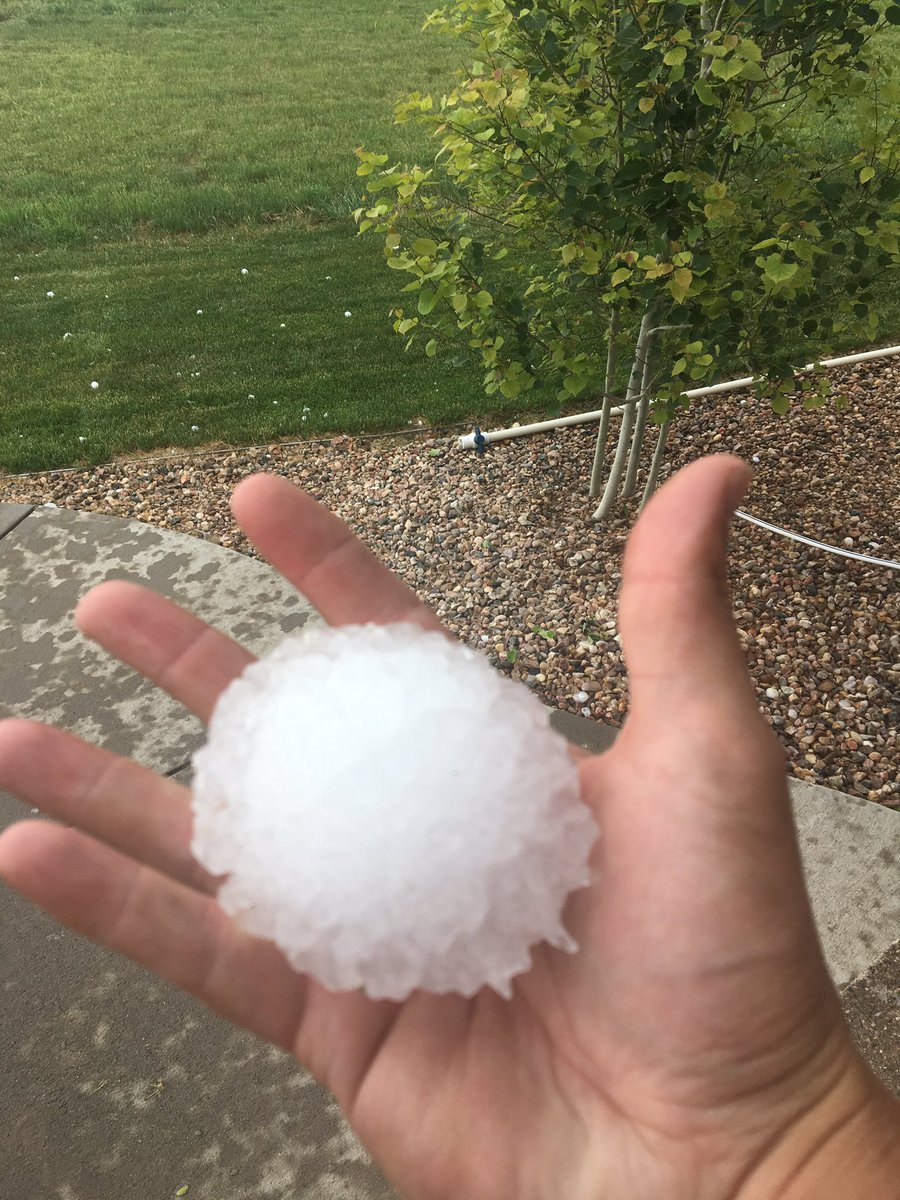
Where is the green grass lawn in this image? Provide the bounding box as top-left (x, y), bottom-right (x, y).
top-left (0, 0), bottom-right (468, 243)
top-left (0, 0), bottom-right (501, 471)
top-left (0, 1), bottom-right (897, 472)
top-left (0, 223), bottom-right (499, 471)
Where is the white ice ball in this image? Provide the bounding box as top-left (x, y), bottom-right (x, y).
top-left (191, 623), bottom-right (597, 1001)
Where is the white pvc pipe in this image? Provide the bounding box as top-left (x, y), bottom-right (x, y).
top-left (734, 510), bottom-right (900, 571)
top-left (458, 403), bottom-right (627, 449)
top-left (458, 344), bottom-right (900, 450)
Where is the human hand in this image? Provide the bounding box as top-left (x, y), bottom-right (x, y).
top-left (0, 455), bottom-right (897, 1200)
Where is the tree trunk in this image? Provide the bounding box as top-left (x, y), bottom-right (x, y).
top-left (591, 303), bottom-right (659, 522)
top-left (640, 418), bottom-right (670, 509)
top-left (621, 335), bottom-right (658, 500)
top-left (588, 309), bottom-right (621, 498)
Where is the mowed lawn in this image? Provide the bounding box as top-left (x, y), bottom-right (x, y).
top-left (0, 0), bottom-right (497, 472)
top-left (1, 1), bottom-right (898, 472)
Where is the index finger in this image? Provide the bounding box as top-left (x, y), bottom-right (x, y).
top-left (230, 473), bottom-right (443, 631)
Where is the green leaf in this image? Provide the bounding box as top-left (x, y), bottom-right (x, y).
top-left (738, 60), bottom-right (766, 82)
top-left (668, 267), bottom-right (693, 303)
top-left (711, 56), bottom-right (744, 81)
top-left (885, 4), bottom-right (900, 22)
top-left (728, 109), bottom-right (755, 136)
top-left (417, 288), bottom-right (438, 315)
top-left (859, 166), bottom-right (876, 185)
top-left (611, 267), bottom-right (633, 286)
top-left (694, 80), bottom-right (716, 106)
top-left (770, 394), bottom-right (790, 415)
top-left (735, 37), bottom-right (762, 62)
top-left (663, 46), bottom-right (687, 67)
top-left (506, 648), bottom-right (518, 665)
top-left (638, 96), bottom-right (656, 113)
top-left (761, 255), bottom-right (799, 285)
top-left (802, 393), bottom-right (828, 411)
top-left (412, 237), bottom-right (439, 256)
top-left (425, 339), bottom-right (438, 357)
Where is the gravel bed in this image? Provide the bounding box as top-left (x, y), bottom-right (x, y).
top-left (2, 357), bottom-right (897, 805)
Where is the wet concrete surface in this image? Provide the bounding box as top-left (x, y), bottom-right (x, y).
top-left (1, 505), bottom-right (897, 1197)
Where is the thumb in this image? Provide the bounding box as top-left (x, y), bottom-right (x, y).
top-left (617, 454), bottom-right (759, 732)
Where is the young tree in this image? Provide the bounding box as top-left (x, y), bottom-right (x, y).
top-left (355, 0), bottom-right (900, 519)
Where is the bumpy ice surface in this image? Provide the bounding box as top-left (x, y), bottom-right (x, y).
top-left (191, 622), bottom-right (598, 1000)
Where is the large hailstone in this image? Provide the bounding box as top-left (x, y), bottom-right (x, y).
top-left (191, 623), bottom-right (598, 1001)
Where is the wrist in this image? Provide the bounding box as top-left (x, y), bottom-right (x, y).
top-left (739, 1058), bottom-right (900, 1200)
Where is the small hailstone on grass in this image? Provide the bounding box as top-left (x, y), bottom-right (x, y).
top-left (197, 309), bottom-right (203, 316)
top-left (280, 323), bottom-right (286, 328)
top-left (248, 394), bottom-right (255, 400)
top-left (90, 381), bottom-right (99, 390)
top-left (63, 332), bottom-right (72, 339)
top-left (191, 425), bottom-right (199, 432)
top-left (78, 436), bottom-right (86, 443)
top-left (46, 291), bottom-right (55, 298)
top-left (343, 310), bottom-right (352, 317)
top-left (241, 268), bottom-right (249, 276)
top-left (192, 623), bottom-right (597, 1000)
top-left (13, 276), bottom-right (20, 282)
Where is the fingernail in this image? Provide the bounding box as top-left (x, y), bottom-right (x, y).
top-left (725, 462), bottom-right (753, 513)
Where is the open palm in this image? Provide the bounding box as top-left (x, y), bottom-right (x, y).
top-left (0, 457), bottom-right (890, 1200)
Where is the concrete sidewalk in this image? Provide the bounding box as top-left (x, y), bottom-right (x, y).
top-left (0, 502), bottom-right (897, 1199)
